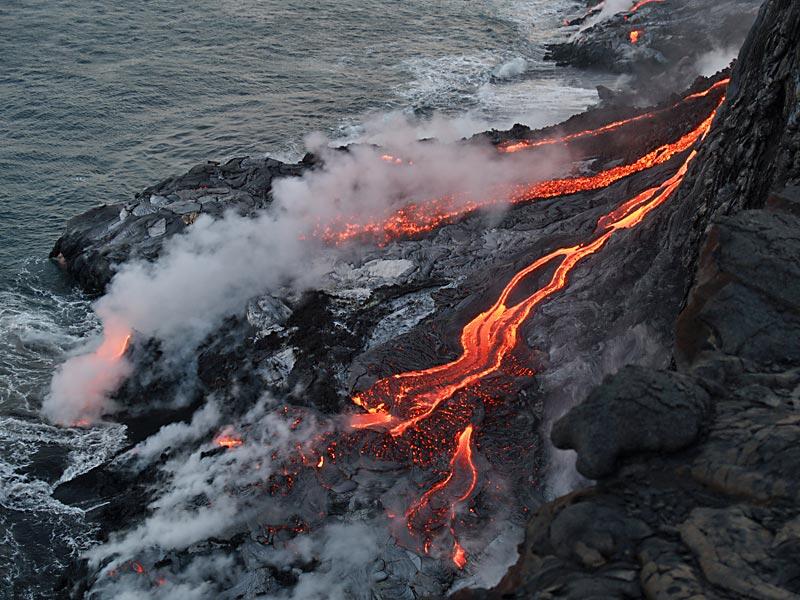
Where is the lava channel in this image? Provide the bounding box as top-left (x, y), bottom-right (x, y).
top-left (497, 78), bottom-right (728, 154)
top-left (352, 96), bottom-right (722, 567)
top-left (404, 425), bottom-right (478, 568)
top-left (319, 81), bottom-right (726, 246)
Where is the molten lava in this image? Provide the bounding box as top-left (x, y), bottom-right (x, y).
top-left (629, 0), bottom-right (665, 13)
top-left (630, 29), bottom-right (642, 44)
top-left (351, 95), bottom-right (723, 566)
top-left (351, 118), bottom-right (715, 436)
top-left (499, 78), bottom-right (728, 154)
top-left (320, 83), bottom-right (726, 246)
top-left (215, 434), bottom-right (244, 448)
top-left (404, 425), bottom-right (478, 567)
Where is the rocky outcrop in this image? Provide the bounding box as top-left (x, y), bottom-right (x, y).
top-left (466, 196), bottom-right (800, 600)
top-left (548, 0), bottom-right (760, 99)
top-left (464, 1), bottom-right (800, 596)
top-left (551, 367), bottom-right (711, 479)
top-left (49, 155), bottom-right (310, 294)
top-left (43, 0), bottom-right (800, 597)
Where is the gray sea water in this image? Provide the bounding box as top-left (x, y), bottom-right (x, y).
top-left (0, 0), bottom-right (605, 596)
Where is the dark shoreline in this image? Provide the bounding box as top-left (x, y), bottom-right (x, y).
top-left (46, 0), bottom-right (800, 598)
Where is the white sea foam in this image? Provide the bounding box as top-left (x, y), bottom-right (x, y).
top-left (492, 57), bottom-right (529, 79)
top-left (0, 416), bottom-right (127, 513)
top-left (0, 283), bottom-right (97, 413)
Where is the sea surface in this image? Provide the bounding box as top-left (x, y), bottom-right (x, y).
top-left (0, 0), bottom-right (605, 596)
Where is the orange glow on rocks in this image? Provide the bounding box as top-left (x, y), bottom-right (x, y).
top-left (215, 434), bottom-right (243, 448)
top-left (452, 540), bottom-right (467, 569)
top-left (629, 29), bottom-right (642, 44)
top-left (319, 86), bottom-right (726, 247)
top-left (404, 425), bottom-right (478, 567)
top-left (351, 96), bottom-right (723, 566)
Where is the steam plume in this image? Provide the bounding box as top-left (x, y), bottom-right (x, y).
top-left (44, 121), bottom-right (568, 424)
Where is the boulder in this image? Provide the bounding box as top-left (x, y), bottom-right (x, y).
top-left (551, 366), bottom-right (711, 479)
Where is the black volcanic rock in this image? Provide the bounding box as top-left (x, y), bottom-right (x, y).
top-left (462, 1), bottom-right (800, 595)
top-left (676, 209), bottom-right (800, 371)
top-left (551, 366), bottom-right (711, 479)
top-left (467, 203), bottom-right (800, 600)
top-left (49, 156), bottom-right (308, 294)
top-left (43, 0), bottom-right (800, 598)
top-left (546, 0), bottom-right (760, 98)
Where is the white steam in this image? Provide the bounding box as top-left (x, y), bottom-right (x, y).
top-left (597, 0), bottom-right (635, 20)
top-left (87, 398), bottom-right (308, 565)
top-left (43, 315), bottom-right (133, 425)
top-left (694, 46), bottom-right (738, 76)
top-left (44, 119), bottom-right (569, 424)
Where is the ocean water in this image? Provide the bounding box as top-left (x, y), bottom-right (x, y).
top-left (0, 0), bottom-right (605, 596)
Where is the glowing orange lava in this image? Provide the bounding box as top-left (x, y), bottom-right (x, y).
top-left (215, 434), bottom-right (243, 448)
top-left (351, 96), bottom-right (722, 566)
top-left (630, 0), bottom-right (665, 13)
top-left (320, 84), bottom-right (726, 246)
top-left (630, 29), bottom-right (642, 44)
top-left (96, 331), bottom-right (131, 361)
top-left (404, 425), bottom-right (478, 567)
top-left (499, 78), bottom-right (728, 154)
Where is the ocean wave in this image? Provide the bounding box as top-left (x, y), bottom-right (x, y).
top-left (0, 264), bottom-right (97, 413)
top-left (0, 416), bottom-right (127, 513)
top-left (492, 57), bottom-right (529, 80)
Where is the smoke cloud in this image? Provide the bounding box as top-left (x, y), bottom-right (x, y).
top-left (43, 118), bottom-right (569, 425)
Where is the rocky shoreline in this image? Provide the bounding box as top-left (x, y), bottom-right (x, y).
top-left (549, 0), bottom-right (759, 101)
top-left (45, 0), bottom-right (800, 598)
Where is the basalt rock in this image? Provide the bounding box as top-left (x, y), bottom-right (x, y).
top-left (465, 1), bottom-right (800, 595)
top-left (549, 0), bottom-right (760, 99)
top-left (45, 0), bottom-right (800, 598)
top-left (551, 366), bottom-right (711, 479)
top-left (49, 155), bottom-right (310, 294)
top-left (467, 204), bottom-right (800, 600)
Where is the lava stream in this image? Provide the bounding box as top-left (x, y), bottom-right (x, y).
top-left (498, 78), bottom-right (728, 154)
top-left (404, 425), bottom-right (478, 567)
top-left (352, 100), bottom-right (721, 440)
top-left (629, 0), bottom-right (665, 13)
top-left (351, 110), bottom-right (714, 566)
top-left (321, 85), bottom-right (726, 246)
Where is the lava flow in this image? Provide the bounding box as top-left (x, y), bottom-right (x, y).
top-left (629, 0), bottom-right (665, 13)
top-left (319, 81), bottom-right (726, 246)
top-left (351, 95), bottom-right (722, 567)
top-left (404, 425), bottom-right (478, 568)
top-left (215, 434), bottom-right (244, 448)
top-left (498, 78), bottom-right (728, 154)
